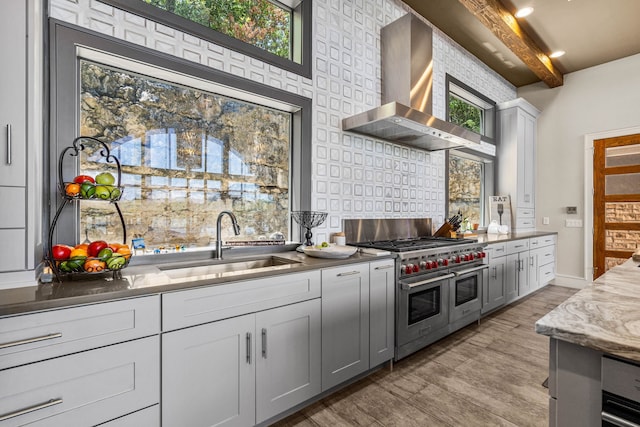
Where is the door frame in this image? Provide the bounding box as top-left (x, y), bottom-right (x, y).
top-left (584, 125), bottom-right (640, 282)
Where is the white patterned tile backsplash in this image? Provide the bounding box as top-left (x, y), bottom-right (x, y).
top-left (50, 0), bottom-right (516, 243)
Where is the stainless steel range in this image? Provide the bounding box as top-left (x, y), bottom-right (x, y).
top-left (344, 218), bottom-right (488, 360)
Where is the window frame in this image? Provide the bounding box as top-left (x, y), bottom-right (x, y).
top-left (446, 150), bottom-right (495, 228)
top-left (48, 19), bottom-right (312, 248)
top-left (99, 0), bottom-right (312, 79)
top-left (446, 74), bottom-right (496, 146)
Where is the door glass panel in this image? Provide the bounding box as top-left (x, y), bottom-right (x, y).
top-left (605, 173), bottom-right (640, 195)
top-left (408, 287), bottom-right (441, 325)
top-left (605, 230), bottom-right (640, 251)
top-left (605, 257), bottom-right (627, 271)
top-left (606, 145), bottom-right (640, 167)
top-left (606, 202), bottom-right (640, 223)
top-left (455, 276), bottom-right (478, 306)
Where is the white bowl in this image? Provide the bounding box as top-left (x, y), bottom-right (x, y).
top-left (302, 244), bottom-right (358, 259)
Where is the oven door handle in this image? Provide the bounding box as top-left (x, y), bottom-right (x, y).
top-left (453, 264), bottom-right (489, 276)
top-left (401, 273), bottom-right (455, 290)
top-left (602, 411), bottom-right (640, 427)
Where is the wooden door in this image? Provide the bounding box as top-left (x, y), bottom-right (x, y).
top-left (593, 134), bottom-right (640, 279)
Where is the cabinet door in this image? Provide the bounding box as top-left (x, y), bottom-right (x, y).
top-left (0, 229), bottom-right (25, 272)
top-left (321, 263), bottom-right (370, 391)
top-left (162, 314), bottom-right (255, 427)
top-left (529, 250), bottom-right (541, 291)
top-left (0, 0), bottom-right (26, 187)
top-left (505, 253), bottom-right (519, 303)
top-left (482, 256), bottom-right (506, 314)
top-left (522, 111), bottom-right (536, 208)
top-left (255, 299), bottom-right (321, 424)
top-left (369, 260), bottom-right (395, 367)
top-left (518, 252), bottom-right (532, 296)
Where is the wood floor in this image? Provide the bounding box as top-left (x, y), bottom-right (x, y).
top-left (272, 285), bottom-right (578, 427)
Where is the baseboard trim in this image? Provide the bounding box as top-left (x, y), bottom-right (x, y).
top-left (551, 274), bottom-right (589, 289)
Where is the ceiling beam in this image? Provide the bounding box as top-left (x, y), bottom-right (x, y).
top-left (457, 0), bottom-right (563, 88)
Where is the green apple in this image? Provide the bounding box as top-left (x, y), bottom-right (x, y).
top-left (95, 172), bottom-right (115, 185)
top-left (94, 185), bottom-right (111, 200)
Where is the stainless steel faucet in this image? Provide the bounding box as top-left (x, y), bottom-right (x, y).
top-left (215, 210), bottom-right (241, 259)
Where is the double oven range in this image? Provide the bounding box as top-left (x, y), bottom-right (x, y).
top-left (345, 218), bottom-right (487, 361)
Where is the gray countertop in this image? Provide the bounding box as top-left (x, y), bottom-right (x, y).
top-left (535, 259), bottom-right (640, 363)
top-left (0, 250), bottom-right (394, 317)
top-left (475, 230), bottom-right (558, 244)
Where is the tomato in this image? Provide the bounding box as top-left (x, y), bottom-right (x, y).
top-left (52, 244), bottom-right (72, 260)
top-left (73, 174), bottom-right (95, 184)
top-left (88, 240), bottom-right (108, 257)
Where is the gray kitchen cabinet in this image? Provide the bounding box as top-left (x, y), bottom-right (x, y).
top-left (369, 260), bottom-right (395, 367)
top-left (497, 98), bottom-right (540, 231)
top-left (483, 252), bottom-right (506, 314)
top-left (162, 270), bottom-right (321, 425)
top-left (0, 296), bottom-right (161, 426)
top-left (162, 313), bottom-right (256, 427)
top-left (530, 235), bottom-right (557, 289)
top-left (255, 298), bottom-right (321, 424)
top-left (505, 239), bottom-right (530, 302)
top-left (321, 263), bottom-right (370, 391)
top-left (0, 0), bottom-right (30, 274)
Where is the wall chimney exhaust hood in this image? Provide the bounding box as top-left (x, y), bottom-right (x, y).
top-left (342, 14), bottom-right (481, 151)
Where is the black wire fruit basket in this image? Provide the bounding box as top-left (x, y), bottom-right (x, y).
top-left (291, 211), bottom-right (327, 246)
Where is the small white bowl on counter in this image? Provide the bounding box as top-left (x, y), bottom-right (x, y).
top-left (302, 244), bottom-right (358, 259)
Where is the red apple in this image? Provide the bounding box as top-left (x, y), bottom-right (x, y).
top-left (52, 244), bottom-right (72, 260)
top-left (87, 240), bottom-right (108, 257)
top-left (73, 174), bottom-right (95, 184)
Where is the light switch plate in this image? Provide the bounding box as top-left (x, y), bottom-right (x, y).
top-left (565, 219), bottom-right (583, 228)
top-left (543, 217), bottom-right (550, 225)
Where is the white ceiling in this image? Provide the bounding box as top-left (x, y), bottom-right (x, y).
top-left (402, 0), bottom-right (640, 87)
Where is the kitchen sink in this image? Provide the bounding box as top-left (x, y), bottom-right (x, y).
top-left (158, 256), bottom-right (302, 280)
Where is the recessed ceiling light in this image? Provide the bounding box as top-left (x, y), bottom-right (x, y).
top-left (549, 51), bottom-right (566, 58)
top-left (514, 7), bottom-right (534, 18)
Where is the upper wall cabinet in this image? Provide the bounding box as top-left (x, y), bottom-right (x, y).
top-left (497, 98), bottom-right (540, 231)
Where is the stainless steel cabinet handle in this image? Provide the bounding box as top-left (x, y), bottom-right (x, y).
top-left (374, 264), bottom-right (394, 270)
top-left (492, 266), bottom-right (497, 279)
top-left (0, 398), bottom-right (63, 422)
top-left (246, 332), bottom-right (251, 364)
top-left (337, 270), bottom-right (360, 277)
top-left (5, 124), bottom-right (11, 165)
top-left (601, 411), bottom-right (640, 427)
top-left (0, 332), bottom-right (62, 350)
top-left (530, 257), bottom-right (534, 266)
top-left (400, 273), bottom-right (455, 290)
top-left (261, 328), bottom-right (267, 359)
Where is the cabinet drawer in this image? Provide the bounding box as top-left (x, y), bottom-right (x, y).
top-left (0, 229), bottom-right (25, 272)
top-left (530, 234), bottom-right (556, 248)
top-left (602, 357), bottom-right (640, 402)
top-left (539, 263), bottom-right (555, 285)
top-left (485, 243), bottom-right (507, 262)
top-left (0, 187), bottom-right (25, 228)
top-left (507, 239), bottom-right (529, 254)
top-left (517, 208), bottom-right (535, 218)
top-left (0, 336), bottom-right (159, 427)
top-left (538, 248), bottom-right (555, 266)
top-left (162, 270), bottom-right (321, 331)
top-left (515, 217), bottom-right (535, 229)
top-left (0, 296), bottom-right (160, 370)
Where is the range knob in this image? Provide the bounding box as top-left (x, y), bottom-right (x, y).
top-left (463, 254), bottom-right (471, 261)
top-left (401, 264), bottom-right (408, 274)
top-left (412, 264), bottom-right (420, 273)
top-left (431, 260), bottom-right (439, 269)
top-left (424, 261), bottom-right (432, 270)
top-left (479, 251), bottom-right (486, 258)
top-left (455, 255), bottom-right (461, 263)
top-left (419, 261), bottom-right (427, 270)
top-left (442, 258), bottom-right (449, 266)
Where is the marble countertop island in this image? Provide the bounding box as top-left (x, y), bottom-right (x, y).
top-left (536, 259), bottom-right (640, 363)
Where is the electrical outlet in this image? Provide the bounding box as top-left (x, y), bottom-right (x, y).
top-left (543, 217), bottom-right (550, 225)
top-left (565, 219), bottom-right (583, 228)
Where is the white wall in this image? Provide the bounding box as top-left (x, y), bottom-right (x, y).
top-left (49, 0), bottom-right (515, 244)
top-left (519, 53), bottom-right (640, 284)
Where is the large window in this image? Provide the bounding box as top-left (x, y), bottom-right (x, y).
top-left (100, 0), bottom-right (311, 77)
top-left (49, 21), bottom-right (311, 249)
top-left (448, 153), bottom-right (485, 225)
top-left (446, 75), bottom-right (496, 144)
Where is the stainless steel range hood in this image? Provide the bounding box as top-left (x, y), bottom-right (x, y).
top-left (342, 14), bottom-right (481, 151)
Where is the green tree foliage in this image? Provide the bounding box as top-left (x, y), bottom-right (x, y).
top-left (143, 0), bottom-right (291, 59)
top-left (449, 96), bottom-right (482, 133)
